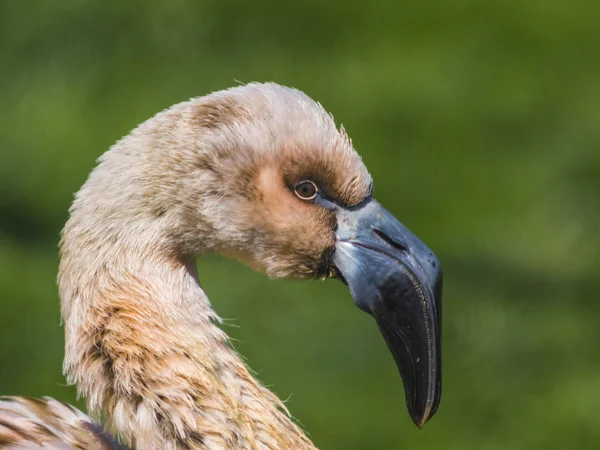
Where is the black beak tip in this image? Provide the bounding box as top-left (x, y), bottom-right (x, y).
top-left (411, 407), bottom-right (433, 429)
top-left (409, 386), bottom-right (441, 427)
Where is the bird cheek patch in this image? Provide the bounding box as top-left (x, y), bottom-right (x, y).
top-left (256, 166), bottom-right (312, 233)
top-left (252, 166), bottom-right (334, 277)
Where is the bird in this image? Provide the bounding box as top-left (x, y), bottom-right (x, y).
top-left (0, 82), bottom-right (442, 449)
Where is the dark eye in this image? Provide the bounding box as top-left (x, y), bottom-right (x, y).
top-left (294, 180), bottom-right (318, 200)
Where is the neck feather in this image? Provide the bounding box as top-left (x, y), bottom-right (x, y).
top-left (58, 221), bottom-right (315, 449)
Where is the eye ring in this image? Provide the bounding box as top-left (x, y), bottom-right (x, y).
top-left (294, 180), bottom-right (318, 200)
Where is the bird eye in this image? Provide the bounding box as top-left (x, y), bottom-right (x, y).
top-left (294, 180), bottom-right (318, 200)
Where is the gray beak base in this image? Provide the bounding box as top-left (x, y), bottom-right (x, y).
top-left (332, 198), bottom-right (442, 427)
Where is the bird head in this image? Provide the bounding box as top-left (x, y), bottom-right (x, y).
top-left (90, 82), bottom-right (443, 427)
top-left (177, 83), bottom-right (443, 427)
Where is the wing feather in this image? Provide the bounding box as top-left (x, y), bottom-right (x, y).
top-left (0, 397), bottom-right (125, 449)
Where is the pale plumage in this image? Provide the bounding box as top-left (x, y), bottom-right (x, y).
top-left (1, 83), bottom-right (443, 449)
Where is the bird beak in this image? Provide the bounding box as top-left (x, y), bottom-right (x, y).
top-left (331, 198), bottom-right (442, 427)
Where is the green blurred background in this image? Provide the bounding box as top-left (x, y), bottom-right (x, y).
top-left (1, 1), bottom-right (599, 449)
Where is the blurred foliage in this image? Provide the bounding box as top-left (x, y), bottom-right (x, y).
top-left (1, 1), bottom-right (600, 449)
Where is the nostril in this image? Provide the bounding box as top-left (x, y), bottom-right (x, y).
top-left (372, 228), bottom-right (409, 253)
top-left (428, 253), bottom-right (441, 271)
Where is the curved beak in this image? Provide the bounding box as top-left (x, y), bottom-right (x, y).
top-left (332, 198), bottom-right (442, 427)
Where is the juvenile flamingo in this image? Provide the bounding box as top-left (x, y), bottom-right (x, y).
top-left (0, 83), bottom-right (442, 449)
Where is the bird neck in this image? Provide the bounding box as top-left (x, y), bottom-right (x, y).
top-left (59, 232), bottom-right (315, 449)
